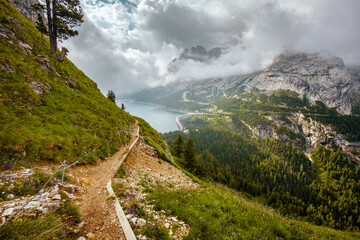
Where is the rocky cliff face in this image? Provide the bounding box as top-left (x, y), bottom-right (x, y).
top-left (289, 113), bottom-right (333, 150)
top-left (8, 0), bottom-right (41, 24)
top-left (129, 51), bottom-right (358, 115)
top-left (246, 51), bottom-right (354, 114)
top-left (179, 45), bottom-right (222, 62)
top-left (236, 112), bottom-right (360, 163)
top-left (169, 45), bottom-right (222, 72)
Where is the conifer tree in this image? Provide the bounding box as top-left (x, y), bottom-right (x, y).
top-left (172, 134), bottom-right (184, 158)
top-left (35, 14), bottom-right (48, 45)
top-left (33, 0), bottom-right (83, 57)
top-left (107, 90), bottom-right (116, 103)
top-left (183, 138), bottom-right (197, 172)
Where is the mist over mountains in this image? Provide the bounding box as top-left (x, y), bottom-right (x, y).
top-left (61, 0), bottom-right (360, 95)
top-left (126, 50), bottom-right (360, 115)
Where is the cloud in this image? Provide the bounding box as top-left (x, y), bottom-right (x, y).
top-left (62, 0), bottom-right (360, 95)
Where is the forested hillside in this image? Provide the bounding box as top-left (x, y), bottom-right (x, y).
top-left (163, 91), bottom-right (360, 231)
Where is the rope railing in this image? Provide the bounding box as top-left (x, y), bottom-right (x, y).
top-left (0, 126), bottom-right (137, 229)
top-left (0, 165), bottom-right (62, 229)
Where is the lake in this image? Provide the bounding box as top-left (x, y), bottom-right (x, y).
top-left (117, 101), bottom-right (182, 133)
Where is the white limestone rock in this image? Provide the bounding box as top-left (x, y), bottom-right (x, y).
top-left (137, 218), bottom-right (146, 227)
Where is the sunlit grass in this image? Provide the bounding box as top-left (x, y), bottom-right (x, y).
top-left (148, 183), bottom-right (360, 240)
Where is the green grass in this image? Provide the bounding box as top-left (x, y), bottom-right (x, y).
top-left (0, 0), bottom-right (134, 165)
top-left (0, 170), bottom-right (55, 200)
top-left (112, 182), bottom-right (125, 197)
top-left (148, 183), bottom-right (360, 240)
top-left (107, 195), bottom-right (116, 201)
top-left (115, 164), bottom-right (126, 178)
top-left (136, 117), bottom-right (173, 163)
top-left (0, 200), bottom-right (82, 239)
top-left (144, 224), bottom-right (171, 240)
top-left (56, 201), bottom-right (82, 224)
top-left (0, 214), bottom-right (64, 240)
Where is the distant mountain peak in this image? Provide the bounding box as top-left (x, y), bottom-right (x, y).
top-left (168, 45), bottom-right (223, 73)
top-left (269, 51), bottom-right (345, 72)
top-left (179, 45), bottom-right (222, 62)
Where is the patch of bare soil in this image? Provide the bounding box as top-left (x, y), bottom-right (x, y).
top-left (113, 138), bottom-right (199, 240)
top-left (68, 122), bottom-right (138, 240)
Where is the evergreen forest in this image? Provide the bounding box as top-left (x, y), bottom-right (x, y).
top-left (162, 91), bottom-right (360, 231)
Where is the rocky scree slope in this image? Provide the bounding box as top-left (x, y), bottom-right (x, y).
top-left (0, 0), bottom-right (134, 164)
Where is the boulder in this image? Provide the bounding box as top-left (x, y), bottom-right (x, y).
top-left (131, 217), bottom-right (137, 224)
top-left (2, 208), bottom-right (15, 217)
top-left (51, 194), bottom-right (61, 201)
top-left (137, 218), bottom-right (146, 227)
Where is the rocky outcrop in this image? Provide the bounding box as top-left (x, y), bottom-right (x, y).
top-left (8, 0), bottom-right (42, 24)
top-left (179, 45), bottom-right (222, 62)
top-left (246, 51), bottom-right (354, 114)
top-left (0, 168), bottom-right (79, 224)
top-left (235, 112), bottom-right (360, 163)
top-left (289, 113), bottom-right (334, 151)
top-left (169, 45), bottom-right (222, 72)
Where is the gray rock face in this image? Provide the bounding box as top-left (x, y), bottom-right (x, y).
top-left (289, 112), bottom-right (334, 151)
top-left (179, 45), bottom-right (222, 62)
top-left (246, 51), bottom-right (354, 114)
top-left (168, 45), bottom-right (222, 74)
top-left (8, 0), bottom-right (42, 25)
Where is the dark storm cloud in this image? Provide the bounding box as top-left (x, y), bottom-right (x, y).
top-left (136, 1), bottom-right (247, 48)
top-left (62, 0), bottom-right (360, 95)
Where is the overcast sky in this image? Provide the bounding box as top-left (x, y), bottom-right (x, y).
top-left (61, 0), bottom-right (360, 96)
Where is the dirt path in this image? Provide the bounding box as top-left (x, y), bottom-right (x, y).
top-left (69, 121), bottom-right (138, 240)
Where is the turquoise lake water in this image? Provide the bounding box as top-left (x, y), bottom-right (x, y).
top-left (117, 101), bottom-right (182, 133)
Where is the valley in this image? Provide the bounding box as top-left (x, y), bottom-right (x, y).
top-left (1, 0), bottom-right (360, 239)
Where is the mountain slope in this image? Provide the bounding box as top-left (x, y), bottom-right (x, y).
top-left (125, 51), bottom-right (360, 115)
top-left (118, 130), bottom-right (360, 239)
top-left (0, 0), bottom-right (134, 164)
top-left (246, 51), bottom-right (355, 114)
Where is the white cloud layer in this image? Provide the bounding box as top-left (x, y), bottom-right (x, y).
top-left (61, 0), bottom-right (360, 95)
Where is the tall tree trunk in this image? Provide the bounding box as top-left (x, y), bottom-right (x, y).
top-left (51, 0), bottom-right (57, 56)
top-left (50, 32), bottom-right (57, 55)
top-left (45, 0), bottom-right (54, 54)
top-left (45, 0), bottom-right (57, 56)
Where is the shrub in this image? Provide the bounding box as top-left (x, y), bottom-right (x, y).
top-left (144, 224), bottom-right (171, 240)
top-left (115, 164), bottom-right (126, 178)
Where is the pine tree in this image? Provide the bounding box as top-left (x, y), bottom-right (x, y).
top-left (35, 14), bottom-right (48, 45)
top-left (172, 134), bottom-right (184, 158)
top-left (121, 103), bottom-right (126, 110)
top-left (107, 90), bottom-right (116, 103)
top-left (183, 138), bottom-right (197, 172)
top-left (33, 0), bottom-right (83, 57)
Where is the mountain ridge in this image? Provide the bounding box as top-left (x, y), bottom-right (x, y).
top-left (126, 50), bottom-right (360, 115)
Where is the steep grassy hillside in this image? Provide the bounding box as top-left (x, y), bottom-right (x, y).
top-left (149, 183), bottom-right (360, 240)
top-left (0, 0), bottom-right (134, 166)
